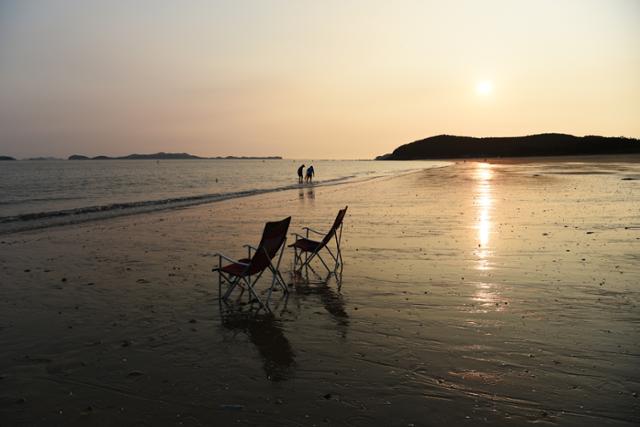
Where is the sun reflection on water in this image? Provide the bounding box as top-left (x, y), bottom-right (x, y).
top-left (468, 163), bottom-right (509, 312)
top-left (474, 163), bottom-right (493, 271)
top-left (471, 281), bottom-right (508, 312)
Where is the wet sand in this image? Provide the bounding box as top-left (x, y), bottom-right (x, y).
top-left (1, 156), bottom-right (639, 426)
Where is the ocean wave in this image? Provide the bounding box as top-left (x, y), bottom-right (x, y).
top-left (0, 162), bottom-right (454, 235)
top-left (0, 172), bottom-right (394, 234)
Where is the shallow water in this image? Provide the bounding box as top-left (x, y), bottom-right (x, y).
top-left (0, 157), bottom-right (638, 426)
top-left (0, 159), bottom-right (447, 234)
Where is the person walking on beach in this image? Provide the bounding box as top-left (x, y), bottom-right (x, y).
top-left (297, 164), bottom-right (305, 184)
top-left (305, 165), bottom-right (315, 183)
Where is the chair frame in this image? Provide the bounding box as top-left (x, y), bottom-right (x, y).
top-left (291, 207), bottom-right (347, 277)
top-left (213, 220), bottom-right (290, 312)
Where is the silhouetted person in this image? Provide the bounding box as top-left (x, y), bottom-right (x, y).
top-left (305, 165), bottom-right (314, 183)
top-left (297, 164), bottom-right (305, 183)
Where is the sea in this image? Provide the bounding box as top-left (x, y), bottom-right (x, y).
top-left (0, 159), bottom-right (450, 234)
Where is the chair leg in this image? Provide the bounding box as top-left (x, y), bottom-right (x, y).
top-left (302, 262), bottom-right (310, 282)
top-left (292, 247), bottom-right (299, 270)
top-left (276, 270), bottom-right (288, 290)
top-left (295, 248), bottom-right (304, 273)
top-left (266, 242), bottom-right (289, 307)
top-left (220, 272), bottom-right (240, 300)
top-left (300, 250), bottom-right (317, 269)
top-left (325, 247), bottom-right (340, 273)
top-left (227, 278), bottom-right (242, 300)
top-left (266, 266), bottom-right (278, 306)
top-left (243, 276), bottom-right (269, 312)
top-left (268, 264), bottom-right (287, 292)
top-left (315, 253), bottom-right (332, 274)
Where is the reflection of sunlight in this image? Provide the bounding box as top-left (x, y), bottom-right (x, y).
top-left (472, 282), bottom-right (507, 312)
top-left (478, 208), bottom-right (490, 247)
top-left (475, 165), bottom-right (493, 181)
top-left (474, 163), bottom-right (493, 270)
top-left (470, 164), bottom-right (508, 310)
top-left (474, 282), bottom-right (495, 303)
top-left (476, 249), bottom-right (490, 271)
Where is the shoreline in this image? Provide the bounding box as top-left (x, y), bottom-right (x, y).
top-left (0, 164), bottom-right (445, 236)
top-left (445, 153), bottom-right (640, 164)
top-left (481, 153), bottom-right (640, 164)
top-left (5, 153), bottom-right (640, 236)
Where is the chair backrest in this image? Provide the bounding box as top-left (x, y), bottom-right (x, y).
top-left (247, 216), bottom-right (291, 275)
top-left (320, 206), bottom-right (348, 247)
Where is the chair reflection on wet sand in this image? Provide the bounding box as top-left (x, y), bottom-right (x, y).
top-left (219, 304), bottom-right (295, 382)
top-left (289, 207), bottom-right (347, 281)
top-left (212, 217), bottom-right (290, 312)
top-left (294, 275), bottom-right (349, 337)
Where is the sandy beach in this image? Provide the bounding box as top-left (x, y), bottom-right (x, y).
top-left (1, 157), bottom-right (639, 426)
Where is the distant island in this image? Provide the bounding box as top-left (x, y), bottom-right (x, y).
top-left (0, 155), bottom-right (16, 161)
top-left (68, 152), bottom-right (282, 160)
top-left (376, 133), bottom-right (640, 160)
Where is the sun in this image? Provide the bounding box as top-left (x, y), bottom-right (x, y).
top-left (476, 80), bottom-right (493, 96)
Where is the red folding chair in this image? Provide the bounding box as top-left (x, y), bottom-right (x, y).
top-left (289, 207), bottom-right (347, 277)
top-left (213, 217), bottom-right (291, 311)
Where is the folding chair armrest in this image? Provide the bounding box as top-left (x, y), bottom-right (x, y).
top-left (291, 232), bottom-right (306, 240)
top-left (211, 253), bottom-right (248, 266)
top-left (242, 244), bottom-right (258, 258)
top-left (302, 227), bottom-right (324, 236)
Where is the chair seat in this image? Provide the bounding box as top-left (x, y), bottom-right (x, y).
top-left (220, 258), bottom-right (250, 276)
top-left (289, 238), bottom-right (322, 253)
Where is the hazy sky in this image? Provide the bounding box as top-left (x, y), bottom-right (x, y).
top-left (1, 0), bottom-right (638, 159)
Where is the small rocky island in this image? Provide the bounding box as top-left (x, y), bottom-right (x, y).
top-left (68, 152), bottom-right (282, 160)
top-left (377, 133), bottom-right (640, 160)
top-left (0, 155), bottom-right (16, 161)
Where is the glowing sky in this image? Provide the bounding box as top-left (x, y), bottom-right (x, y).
top-left (1, 0), bottom-right (638, 159)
